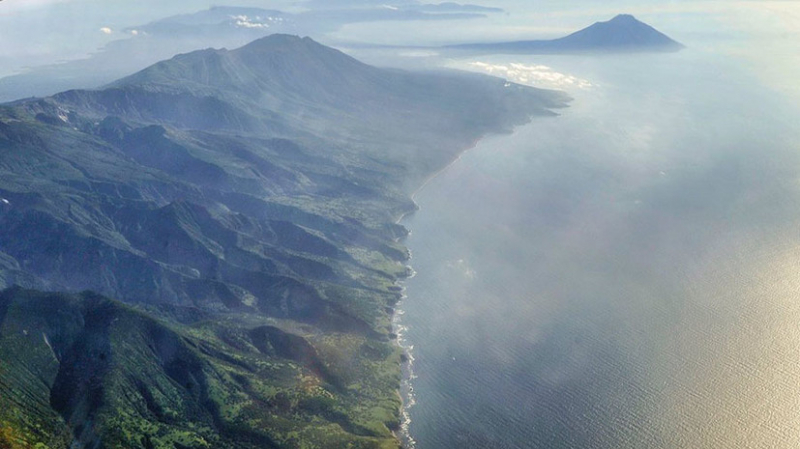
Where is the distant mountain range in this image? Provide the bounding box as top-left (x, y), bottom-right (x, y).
top-left (0, 35), bottom-right (567, 448)
top-left (448, 14), bottom-right (685, 54)
top-left (0, 4), bottom-right (503, 103)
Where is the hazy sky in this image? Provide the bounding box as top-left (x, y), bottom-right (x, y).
top-left (0, 0), bottom-right (299, 75)
top-left (1, 0), bottom-right (799, 96)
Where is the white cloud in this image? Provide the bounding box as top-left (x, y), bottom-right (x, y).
top-left (99, 26), bottom-right (112, 34)
top-left (230, 15), bottom-right (284, 30)
top-left (467, 61), bottom-right (593, 90)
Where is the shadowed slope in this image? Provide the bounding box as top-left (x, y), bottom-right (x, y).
top-left (0, 288), bottom-right (403, 448)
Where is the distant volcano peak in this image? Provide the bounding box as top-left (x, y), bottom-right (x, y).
top-left (448, 13), bottom-right (684, 54)
top-left (566, 13), bottom-right (684, 51)
top-left (610, 13), bottom-right (637, 22)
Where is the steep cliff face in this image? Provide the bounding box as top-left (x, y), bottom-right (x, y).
top-left (0, 35), bottom-right (568, 448)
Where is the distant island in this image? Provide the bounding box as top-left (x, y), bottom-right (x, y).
top-left (447, 14), bottom-right (685, 54)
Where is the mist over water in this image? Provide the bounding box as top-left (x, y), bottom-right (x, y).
top-left (399, 45), bottom-right (800, 448)
top-left (4, 2), bottom-right (800, 447)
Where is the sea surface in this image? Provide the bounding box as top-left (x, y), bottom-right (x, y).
top-left (397, 47), bottom-right (800, 449)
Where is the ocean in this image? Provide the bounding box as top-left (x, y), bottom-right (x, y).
top-left (396, 42), bottom-right (800, 448)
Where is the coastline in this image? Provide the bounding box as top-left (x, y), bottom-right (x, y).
top-left (385, 82), bottom-right (571, 442)
top-left (388, 133), bottom-right (505, 448)
top-left (410, 137), bottom-right (484, 203)
top-left (388, 136), bottom-right (483, 449)
top-left (387, 106), bottom-right (567, 446)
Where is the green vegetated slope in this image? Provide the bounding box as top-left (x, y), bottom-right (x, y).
top-left (0, 288), bottom-right (401, 449)
top-left (0, 35), bottom-right (569, 448)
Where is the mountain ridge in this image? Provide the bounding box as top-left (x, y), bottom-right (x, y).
top-left (109, 34), bottom-right (377, 93)
top-left (49, 34), bottom-right (568, 186)
top-left (0, 35), bottom-right (568, 448)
